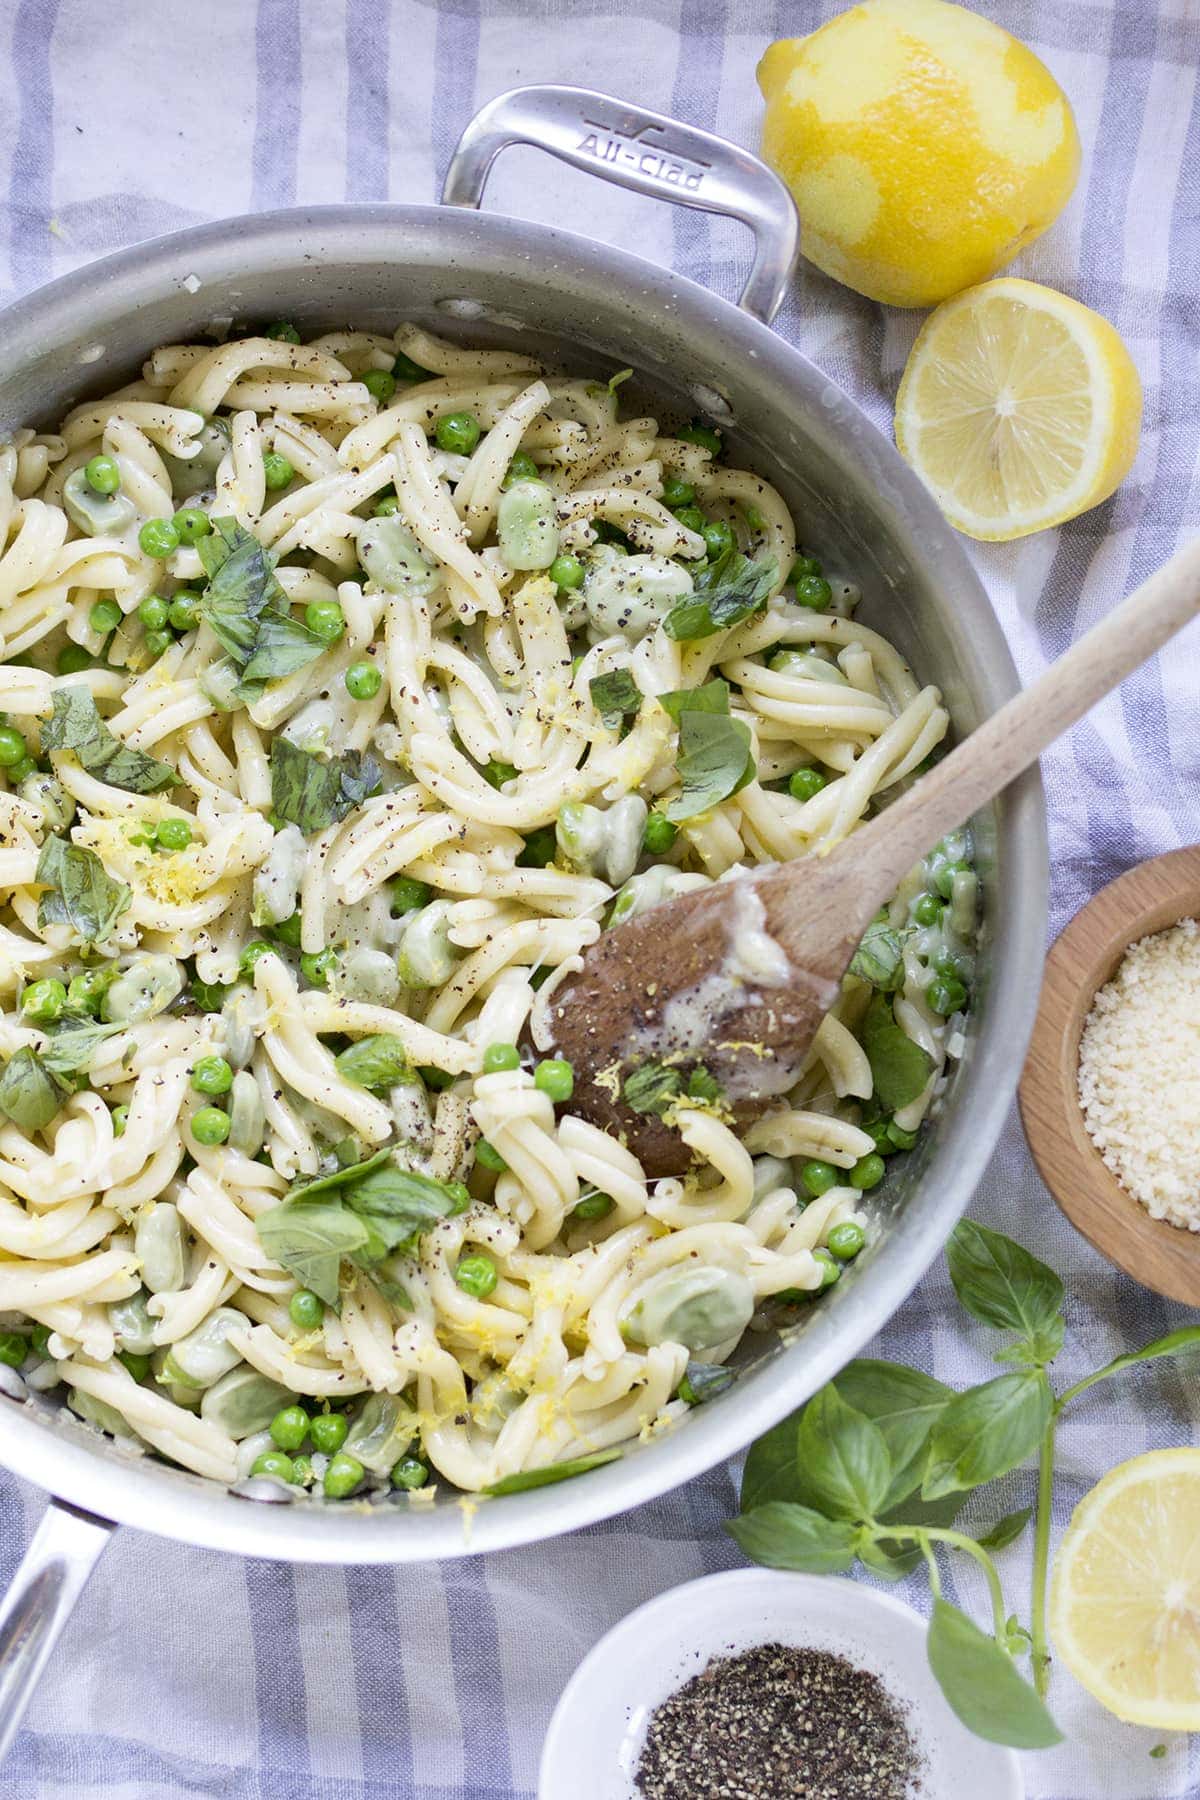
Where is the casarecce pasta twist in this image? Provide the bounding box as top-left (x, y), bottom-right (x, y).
top-left (0, 321), bottom-right (977, 1504)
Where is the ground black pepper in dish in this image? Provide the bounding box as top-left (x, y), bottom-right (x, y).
top-left (634, 1642), bottom-right (920, 1799)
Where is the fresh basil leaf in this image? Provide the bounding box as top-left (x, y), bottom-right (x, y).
top-left (196, 515), bottom-right (243, 581)
top-left (855, 1533), bottom-right (921, 1582)
top-left (38, 1016), bottom-right (123, 1079)
top-left (795, 1384), bottom-right (892, 1521)
top-left (977, 1506), bottom-right (1034, 1551)
top-left (665, 711), bottom-right (755, 822)
top-left (241, 607), bottom-right (327, 682)
top-left (42, 687), bottom-right (176, 794)
top-left (588, 670), bottom-right (641, 720)
top-left (286, 1145), bottom-right (393, 1202)
top-left (947, 1220), bottom-right (1064, 1367)
top-left (833, 1360), bottom-right (953, 1508)
top-left (1061, 1325), bottom-right (1200, 1402)
top-left (0, 1047), bottom-right (68, 1131)
top-left (36, 836), bottom-right (130, 945)
top-left (926, 1599), bottom-right (1063, 1748)
top-left (334, 1035), bottom-right (412, 1091)
top-left (678, 1361), bottom-right (736, 1405)
top-left (662, 553), bottom-right (777, 641)
top-left (196, 519), bottom-right (324, 691)
top-left (622, 1060), bottom-right (684, 1116)
top-left (741, 1413), bottom-right (802, 1512)
top-left (922, 1372), bottom-right (1052, 1501)
top-left (483, 1448), bottom-right (621, 1495)
top-left (341, 1159), bottom-right (462, 1236)
top-left (255, 1199), bottom-right (372, 1306)
top-left (849, 915), bottom-right (906, 992)
top-left (270, 736), bottom-right (379, 835)
top-left (658, 678), bottom-right (730, 723)
top-left (861, 992), bottom-right (934, 1111)
top-left (726, 1502), bottom-right (858, 1575)
top-left (862, 1490), bottom-right (967, 1580)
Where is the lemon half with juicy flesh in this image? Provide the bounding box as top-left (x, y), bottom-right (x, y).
top-left (894, 278), bottom-right (1142, 541)
top-left (758, 0), bottom-right (1081, 308)
top-left (1050, 1448), bottom-right (1200, 1729)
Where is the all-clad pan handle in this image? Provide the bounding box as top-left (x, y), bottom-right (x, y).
top-left (0, 1498), bottom-right (114, 1761)
top-left (443, 84), bottom-right (800, 325)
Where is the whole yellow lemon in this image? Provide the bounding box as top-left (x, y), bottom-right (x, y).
top-left (758, 0), bottom-right (1081, 308)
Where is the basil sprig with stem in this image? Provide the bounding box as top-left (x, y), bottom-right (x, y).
top-left (727, 1218), bottom-right (1200, 1749)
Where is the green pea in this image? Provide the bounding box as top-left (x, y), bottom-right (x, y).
top-left (503, 451), bottom-right (538, 487)
top-left (30, 1323), bottom-right (52, 1357)
top-left (927, 976), bottom-right (967, 1017)
top-left (534, 1058), bottom-right (573, 1102)
top-left (572, 1191), bottom-right (614, 1221)
top-left (475, 1139), bottom-right (507, 1172)
top-left (788, 767), bottom-right (827, 802)
top-left (389, 876), bottom-right (431, 915)
top-left (812, 1248), bottom-right (841, 1290)
top-left (310, 1411), bottom-right (348, 1454)
top-left (912, 892), bottom-right (942, 926)
top-left (455, 1253), bottom-right (498, 1299)
top-left (801, 1159), bottom-right (839, 1198)
top-left (271, 912), bottom-right (303, 947)
top-left (264, 321), bottom-right (301, 343)
top-left (434, 412), bottom-right (480, 455)
top-left (251, 1450), bottom-right (296, 1482)
top-left (788, 554), bottom-right (823, 583)
top-left (827, 1220), bottom-right (866, 1261)
top-left (290, 1454), bottom-right (314, 1486)
top-left (886, 1120), bottom-right (918, 1151)
top-left (269, 1404), bottom-right (310, 1451)
top-left (850, 1153), bottom-right (886, 1192)
top-left (138, 517), bottom-right (180, 559)
top-left (173, 508), bottom-right (211, 544)
top-left (168, 592), bottom-right (200, 632)
top-left (517, 826), bottom-right (557, 868)
top-left (934, 858), bottom-right (971, 899)
top-left (191, 1055), bottom-right (233, 1096)
top-left (362, 368), bottom-right (396, 405)
top-left (676, 422), bottom-right (722, 456)
top-left (262, 450), bottom-right (294, 490)
top-left (794, 575), bottom-right (832, 611)
top-left (300, 948), bottom-right (337, 986)
top-left (483, 1043), bottom-right (520, 1074)
top-left (68, 968), bottom-right (111, 1013)
top-left (373, 493), bottom-right (400, 515)
top-left (345, 659), bottom-right (382, 700)
top-left (239, 939), bottom-right (275, 977)
top-left (137, 594), bottom-right (169, 631)
top-left (324, 1451), bottom-right (365, 1498)
top-left (643, 811), bottom-right (678, 856)
top-left (484, 758), bottom-right (518, 789)
top-left (673, 505), bottom-right (707, 534)
top-left (7, 754), bottom-right (35, 783)
top-left (660, 476), bottom-right (694, 508)
top-left (0, 728), bottom-right (26, 771)
top-left (304, 600), bottom-right (345, 643)
top-left (89, 599), bottom-right (122, 636)
top-left (84, 454), bottom-right (121, 495)
top-left (57, 645), bottom-right (92, 674)
top-left (144, 629), bottom-right (172, 660)
top-left (111, 1105), bottom-right (129, 1138)
top-left (289, 1289), bottom-right (324, 1330)
top-left (0, 1331), bottom-right (26, 1368)
top-left (191, 1106), bottom-right (230, 1146)
top-left (118, 1350), bottom-right (151, 1381)
top-left (702, 519), bottom-right (734, 562)
top-left (21, 978), bottom-right (67, 1023)
top-left (393, 350), bottom-right (432, 382)
top-left (156, 817), bottom-right (192, 852)
top-left (549, 553), bottom-right (584, 591)
top-left (390, 1454), bottom-right (429, 1490)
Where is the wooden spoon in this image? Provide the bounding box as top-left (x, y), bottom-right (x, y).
top-left (548, 537), bottom-right (1200, 1176)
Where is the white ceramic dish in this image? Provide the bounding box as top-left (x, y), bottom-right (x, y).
top-left (539, 1568), bottom-right (1024, 1799)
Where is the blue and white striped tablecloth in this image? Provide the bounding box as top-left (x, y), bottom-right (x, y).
top-left (0, 2), bottom-right (1197, 1795)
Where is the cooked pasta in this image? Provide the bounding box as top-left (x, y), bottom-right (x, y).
top-left (0, 322), bottom-right (977, 1502)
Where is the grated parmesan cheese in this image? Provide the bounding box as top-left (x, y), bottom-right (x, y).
top-left (1078, 917), bottom-right (1200, 1231)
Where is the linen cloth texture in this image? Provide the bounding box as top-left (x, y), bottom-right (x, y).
top-left (0, 1), bottom-right (1196, 1796)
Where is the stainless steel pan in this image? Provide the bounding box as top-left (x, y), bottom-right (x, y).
top-left (0, 85), bottom-right (1048, 1755)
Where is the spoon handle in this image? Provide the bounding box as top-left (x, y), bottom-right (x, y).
top-left (773, 534), bottom-right (1200, 923)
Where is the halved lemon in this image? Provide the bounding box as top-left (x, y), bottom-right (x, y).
top-left (1049, 1448), bottom-right (1200, 1728)
top-left (895, 277), bottom-right (1142, 541)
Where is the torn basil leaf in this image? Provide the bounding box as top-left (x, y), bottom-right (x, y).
top-left (286, 1145), bottom-right (394, 1203)
top-left (269, 736), bottom-right (379, 835)
top-left (588, 669), bottom-right (641, 723)
top-left (665, 710), bottom-right (755, 822)
top-left (334, 1035), bottom-right (413, 1091)
top-left (38, 1016), bottom-right (123, 1079)
top-left (241, 607), bottom-right (327, 683)
top-left (658, 678), bottom-right (731, 722)
top-left (196, 518), bottom-right (325, 693)
top-left (36, 837), bottom-right (130, 946)
top-left (267, 1149), bottom-right (464, 1299)
top-left (861, 993), bottom-right (934, 1112)
top-left (255, 1199), bottom-right (372, 1307)
top-left (482, 1448), bottom-right (621, 1495)
top-left (849, 915), bottom-right (906, 992)
top-left (623, 1060), bottom-right (684, 1116)
top-left (662, 552), bottom-right (777, 641)
top-left (0, 1048), bottom-right (69, 1131)
top-left (41, 687), bottom-right (176, 794)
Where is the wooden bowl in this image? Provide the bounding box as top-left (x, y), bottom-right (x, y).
top-left (1019, 846), bottom-right (1200, 1305)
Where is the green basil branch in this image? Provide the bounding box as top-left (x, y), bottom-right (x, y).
top-left (726, 1218), bottom-right (1200, 1749)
